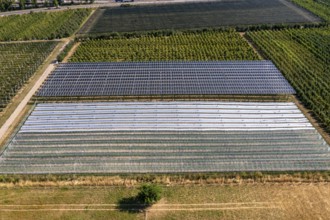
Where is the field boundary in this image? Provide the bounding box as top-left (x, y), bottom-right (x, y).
top-left (0, 173), bottom-right (329, 187)
top-left (0, 40), bottom-right (69, 148)
top-left (279, 0), bottom-right (321, 23)
top-left (0, 202), bottom-right (281, 212)
top-left (62, 42), bottom-right (81, 62)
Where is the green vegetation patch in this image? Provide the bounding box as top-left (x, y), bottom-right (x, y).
top-left (0, 9), bottom-right (92, 41)
top-left (57, 40), bottom-right (75, 62)
top-left (247, 27), bottom-right (330, 131)
top-left (71, 30), bottom-right (260, 62)
top-left (0, 41), bottom-right (57, 111)
top-left (292, 0), bottom-right (330, 22)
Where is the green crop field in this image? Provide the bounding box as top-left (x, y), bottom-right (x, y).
top-left (247, 27), bottom-right (330, 131)
top-left (0, 42), bottom-right (57, 112)
top-left (0, 9), bottom-right (91, 41)
top-left (78, 0), bottom-right (320, 34)
top-left (292, 0), bottom-right (330, 22)
top-left (70, 30), bottom-right (260, 62)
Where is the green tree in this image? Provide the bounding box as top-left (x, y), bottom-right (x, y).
top-left (53, 0), bottom-right (58, 7)
top-left (0, 0), bottom-right (14, 11)
top-left (32, 0), bottom-right (37, 8)
top-left (137, 184), bottom-right (162, 205)
top-left (19, 0), bottom-right (25, 9)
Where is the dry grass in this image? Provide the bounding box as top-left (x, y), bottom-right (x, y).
top-left (0, 183), bottom-right (329, 220)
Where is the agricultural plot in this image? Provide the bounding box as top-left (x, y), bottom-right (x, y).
top-left (0, 102), bottom-right (329, 174)
top-left (79, 0), bottom-right (320, 34)
top-left (36, 61), bottom-right (295, 97)
top-left (247, 27), bottom-right (330, 131)
top-left (0, 9), bottom-right (91, 41)
top-left (292, 0), bottom-right (330, 22)
top-left (0, 42), bottom-right (58, 112)
top-left (1, 185), bottom-right (330, 220)
top-left (70, 31), bottom-right (260, 62)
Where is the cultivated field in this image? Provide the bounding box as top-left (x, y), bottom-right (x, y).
top-left (1, 102), bottom-right (329, 174)
top-left (292, 0), bottom-right (330, 22)
top-left (78, 0), bottom-right (320, 34)
top-left (71, 30), bottom-right (260, 62)
top-left (0, 42), bottom-right (57, 112)
top-left (247, 27), bottom-right (330, 131)
top-left (0, 9), bottom-right (91, 41)
top-left (0, 184), bottom-right (329, 220)
top-left (0, 0), bottom-right (329, 219)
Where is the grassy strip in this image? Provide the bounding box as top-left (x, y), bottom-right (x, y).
top-left (0, 171), bottom-right (330, 186)
top-left (291, 0), bottom-right (330, 22)
top-left (56, 40), bottom-right (74, 62)
top-left (76, 23), bottom-right (327, 40)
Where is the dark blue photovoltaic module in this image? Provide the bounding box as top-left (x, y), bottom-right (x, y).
top-left (36, 61), bottom-right (295, 97)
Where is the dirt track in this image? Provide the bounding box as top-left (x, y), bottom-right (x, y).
top-left (0, 64), bottom-right (55, 143)
top-left (0, 202), bottom-right (280, 211)
top-left (0, 40), bottom-right (69, 146)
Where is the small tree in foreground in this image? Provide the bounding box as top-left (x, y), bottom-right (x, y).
top-left (137, 184), bottom-right (162, 205)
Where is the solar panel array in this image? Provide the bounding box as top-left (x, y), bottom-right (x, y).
top-left (36, 61), bottom-right (295, 97)
top-left (1, 102), bottom-right (329, 174)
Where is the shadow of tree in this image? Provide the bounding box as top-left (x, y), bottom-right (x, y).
top-left (117, 196), bottom-right (150, 213)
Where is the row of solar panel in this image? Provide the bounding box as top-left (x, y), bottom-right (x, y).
top-left (37, 61), bottom-right (295, 96)
top-left (58, 61), bottom-right (275, 66)
top-left (56, 67), bottom-right (280, 71)
top-left (38, 90), bottom-right (294, 97)
top-left (35, 101), bottom-right (299, 106)
top-left (55, 65), bottom-right (279, 70)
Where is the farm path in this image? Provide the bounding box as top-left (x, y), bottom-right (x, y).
top-left (0, 202), bottom-right (281, 211)
top-left (0, 64), bottom-right (55, 143)
top-left (63, 42), bottom-right (81, 62)
top-left (0, 40), bottom-right (70, 146)
top-left (239, 32), bottom-right (265, 60)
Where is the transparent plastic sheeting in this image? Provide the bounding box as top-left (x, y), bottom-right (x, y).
top-left (19, 102), bottom-right (313, 133)
top-left (0, 102), bottom-right (329, 174)
top-left (36, 61), bottom-right (296, 97)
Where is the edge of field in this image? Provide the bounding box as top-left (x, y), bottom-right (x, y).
top-left (0, 8), bottom-right (94, 148)
top-left (0, 181), bottom-right (329, 220)
top-left (0, 40), bottom-right (67, 148)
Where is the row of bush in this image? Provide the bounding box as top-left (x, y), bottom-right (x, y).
top-left (76, 23), bottom-right (328, 41)
top-left (1, 171), bottom-right (330, 184)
